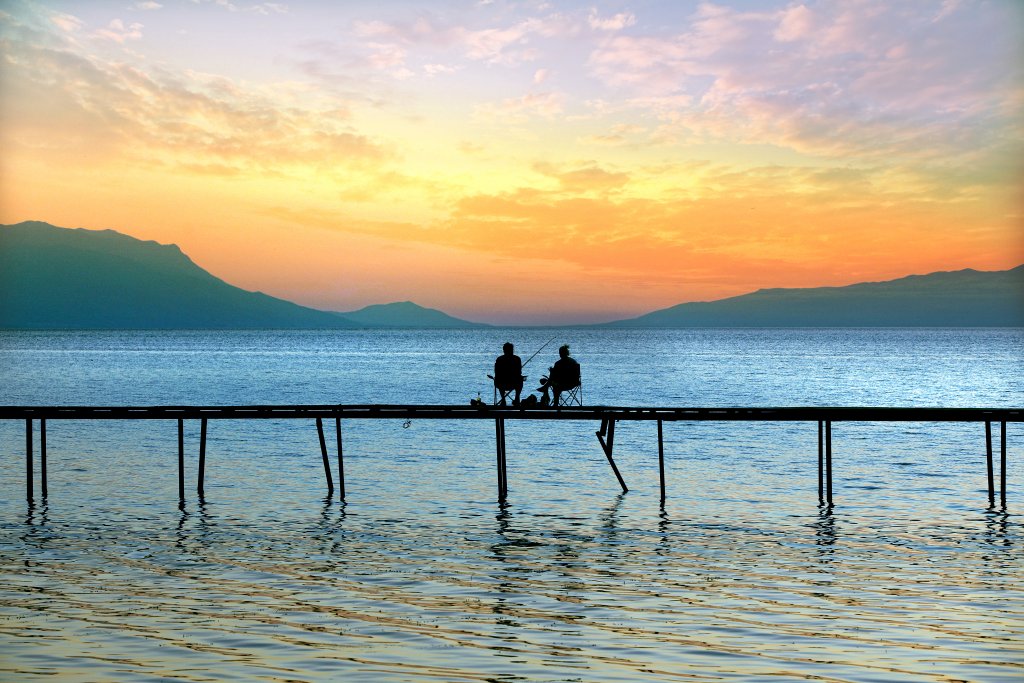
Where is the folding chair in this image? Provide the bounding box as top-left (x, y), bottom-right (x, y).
top-left (494, 384), bottom-right (516, 405)
top-left (555, 377), bottom-right (583, 407)
top-left (546, 361), bottom-right (582, 407)
top-left (489, 373), bottom-right (526, 405)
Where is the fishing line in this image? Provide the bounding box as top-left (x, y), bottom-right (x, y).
top-left (521, 336), bottom-right (557, 369)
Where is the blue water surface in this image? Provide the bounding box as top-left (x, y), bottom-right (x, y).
top-left (0, 329), bottom-right (1021, 682)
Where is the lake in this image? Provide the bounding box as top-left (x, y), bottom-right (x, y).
top-left (1, 329), bottom-right (1022, 681)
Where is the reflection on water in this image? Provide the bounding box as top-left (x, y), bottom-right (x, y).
top-left (3, 461), bottom-right (1023, 681)
top-left (814, 503), bottom-right (836, 556)
top-left (1, 328), bottom-right (1022, 681)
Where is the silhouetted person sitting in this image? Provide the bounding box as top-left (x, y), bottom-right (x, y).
top-left (538, 344), bottom-right (580, 406)
top-left (493, 342), bottom-right (523, 405)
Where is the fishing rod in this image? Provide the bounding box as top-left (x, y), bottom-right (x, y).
top-left (522, 335), bottom-right (558, 369)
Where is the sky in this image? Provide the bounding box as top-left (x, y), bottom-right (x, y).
top-left (1, 0), bottom-right (1022, 324)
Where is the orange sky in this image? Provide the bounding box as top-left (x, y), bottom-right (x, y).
top-left (2, 0), bottom-right (1022, 324)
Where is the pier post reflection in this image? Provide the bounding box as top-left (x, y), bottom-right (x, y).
top-left (983, 507), bottom-right (1010, 549)
top-left (318, 494), bottom-right (348, 555)
top-left (489, 501), bottom-right (524, 631)
top-left (21, 499), bottom-right (51, 550)
top-left (814, 503), bottom-right (836, 558)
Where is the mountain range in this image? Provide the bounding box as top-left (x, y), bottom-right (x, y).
top-left (2, 221), bottom-right (1021, 328)
top-left (0, 221), bottom-right (484, 329)
top-left (606, 265), bottom-right (1024, 327)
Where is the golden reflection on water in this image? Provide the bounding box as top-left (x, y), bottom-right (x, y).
top-left (4, 486), bottom-right (1021, 682)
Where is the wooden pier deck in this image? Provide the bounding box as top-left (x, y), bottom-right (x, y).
top-left (4, 404), bottom-right (1019, 508)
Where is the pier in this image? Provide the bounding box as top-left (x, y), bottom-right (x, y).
top-left (5, 404), bottom-right (1019, 507)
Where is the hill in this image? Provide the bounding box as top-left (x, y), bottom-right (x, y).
top-left (603, 266), bottom-right (1024, 327)
top-left (0, 221), bottom-right (357, 329)
top-left (336, 301), bottom-right (488, 328)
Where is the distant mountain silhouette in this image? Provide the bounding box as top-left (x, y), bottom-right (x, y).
top-left (336, 301), bottom-right (488, 328)
top-left (602, 266), bottom-right (1024, 327)
top-left (0, 221), bottom-right (357, 329)
top-left (5, 221), bottom-right (1020, 329)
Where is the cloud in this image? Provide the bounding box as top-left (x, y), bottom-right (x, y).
top-left (94, 19), bottom-right (143, 43)
top-left (475, 91), bottom-right (564, 123)
top-left (773, 4), bottom-right (813, 42)
top-left (587, 1), bottom-right (1024, 162)
top-left (50, 12), bottom-right (83, 33)
top-left (460, 18), bottom-right (546, 65)
top-left (423, 63), bottom-right (458, 76)
top-left (0, 23), bottom-right (390, 176)
top-left (325, 13), bottom-right (565, 82)
top-left (588, 9), bottom-right (636, 32)
top-left (189, 0), bottom-right (288, 15)
top-left (348, 12), bottom-right (578, 69)
top-left (532, 161), bottom-right (630, 193)
top-left (533, 68), bottom-right (549, 84)
top-left (579, 123), bottom-right (646, 146)
top-left (133, 2), bottom-right (163, 10)
top-left (933, 0), bottom-right (961, 23)
top-left (430, 156), bottom-right (1004, 295)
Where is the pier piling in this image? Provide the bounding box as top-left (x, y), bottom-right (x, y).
top-left (178, 419), bottom-right (185, 501)
top-left (494, 419), bottom-right (507, 499)
top-left (336, 417), bottom-right (345, 500)
top-left (825, 421), bottom-right (833, 506)
top-left (197, 418), bottom-right (207, 497)
top-left (25, 419), bottom-right (32, 501)
top-left (986, 421), bottom-right (995, 505)
top-left (657, 419), bottom-right (665, 504)
top-left (1001, 421), bottom-right (1007, 507)
top-left (40, 419), bottom-right (47, 498)
top-left (501, 420), bottom-right (508, 498)
top-left (316, 418), bottom-right (335, 494)
top-left (818, 421), bottom-right (824, 503)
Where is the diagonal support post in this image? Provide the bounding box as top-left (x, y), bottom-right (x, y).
top-left (596, 418), bottom-right (628, 493)
top-left (316, 418), bottom-right (335, 494)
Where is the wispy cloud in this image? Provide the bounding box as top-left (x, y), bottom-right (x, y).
top-left (349, 11), bottom-right (578, 69)
top-left (588, 1), bottom-right (1024, 161)
top-left (588, 9), bottom-right (636, 32)
top-left (49, 12), bottom-right (82, 33)
top-left (475, 91), bottom-right (565, 123)
top-left (94, 19), bottom-right (144, 43)
top-left (1, 19), bottom-right (389, 176)
top-left (189, 0), bottom-right (288, 15)
top-left (579, 123), bottom-right (646, 146)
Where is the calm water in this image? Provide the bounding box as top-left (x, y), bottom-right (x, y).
top-left (1, 329), bottom-right (1022, 682)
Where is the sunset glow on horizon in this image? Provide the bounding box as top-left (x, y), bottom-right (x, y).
top-left (2, 0), bottom-right (1022, 324)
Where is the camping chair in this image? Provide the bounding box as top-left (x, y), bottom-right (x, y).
top-left (552, 367), bottom-right (583, 407)
top-left (489, 373), bottom-right (526, 405)
top-left (556, 375), bottom-right (583, 407)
